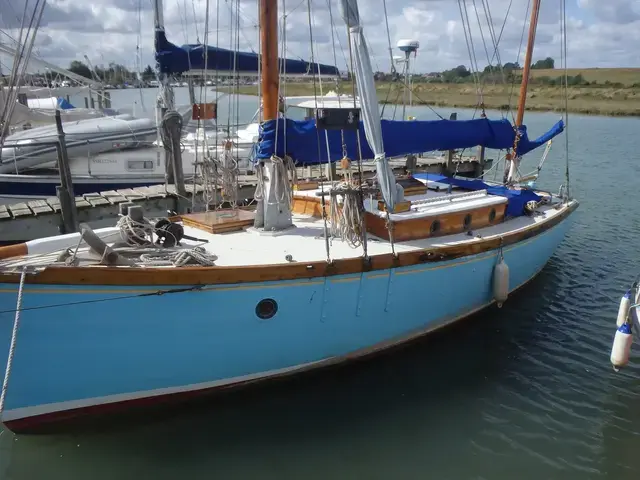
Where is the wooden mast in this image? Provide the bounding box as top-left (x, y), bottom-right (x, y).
top-left (260, 0), bottom-right (278, 121)
top-left (507, 0), bottom-right (541, 182)
top-left (255, 0), bottom-right (292, 230)
top-left (515, 0), bottom-right (541, 128)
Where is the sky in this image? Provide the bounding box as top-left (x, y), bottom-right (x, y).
top-left (1, 0), bottom-right (639, 76)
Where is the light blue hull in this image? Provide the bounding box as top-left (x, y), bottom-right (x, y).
top-left (0, 216), bottom-right (573, 429)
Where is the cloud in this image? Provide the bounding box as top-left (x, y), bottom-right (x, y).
top-left (578, 0), bottom-right (640, 25)
top-left (1, 0), bottom-right (638, 76)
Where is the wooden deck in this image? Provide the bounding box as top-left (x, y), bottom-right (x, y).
top-left (0, 155), bottom-right (490, 242)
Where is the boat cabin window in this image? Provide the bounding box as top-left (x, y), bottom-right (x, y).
top-left (127, 160), bottom-right (154, 171)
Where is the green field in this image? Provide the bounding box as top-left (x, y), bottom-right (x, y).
top-left (225, 68), bottom-right (640, 117)
top-left (525, 68), bottom-right (640, 87)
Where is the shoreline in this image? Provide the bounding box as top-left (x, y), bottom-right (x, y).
top-left (220, 83), bottom-right (640, 118)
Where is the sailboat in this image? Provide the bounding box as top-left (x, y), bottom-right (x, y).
top-left (0, 50), bottom-right (343, 201)
top-left (0, 0), bottom-right (577, 433)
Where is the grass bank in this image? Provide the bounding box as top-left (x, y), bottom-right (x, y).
top-left (223, 75), bottom-right (640, 117)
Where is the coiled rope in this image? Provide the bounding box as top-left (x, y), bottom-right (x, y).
top-left (330, 183), bottom-right (365, 248)
top-left (216, 145), bottom-right (239, 207)
top-left (116, 216), bottom-right (218, 266)
top-left (116, 215), bottom-right (153, 246)
top-left (271, 155), bottom-right (297, 210)
top-left (138, 246), bottom-right (218, 266)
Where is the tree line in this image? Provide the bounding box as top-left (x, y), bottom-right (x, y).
top-left (375, 57), bottom-right (562, 84)
top-left (66, 61), bottom-right (155, 85)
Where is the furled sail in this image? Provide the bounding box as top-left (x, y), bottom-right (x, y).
top-left (257, 117), bottom-right (564, 166)
top-left (339, 0), bottom-right (397, 209)
top-left (155, 31), bottom-right (340, 76)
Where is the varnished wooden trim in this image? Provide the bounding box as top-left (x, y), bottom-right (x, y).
top-left (0, 201), bottom-right (578, 286)
top-left (291, 195), bottom-right (332, 218)
top-left (366, 204), bottom-right (507, 242)
top-left (0, 243), bottom-right (27, 260)
top-left (377, 200), bottom-right (412, 214)
top-left (180, 210), bottom-right (255, 234)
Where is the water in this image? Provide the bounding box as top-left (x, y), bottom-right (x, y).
top-left (2, 89), bottom-right (640, 479)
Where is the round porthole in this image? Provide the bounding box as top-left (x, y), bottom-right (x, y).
top-left (488, 208), bottom-right (496, 223)
top-left (463, 214), bottom-right (472, 230)
top-left (256, 298), bottom-right (278, 320)
top-left (430, 219), bottom-right (441, 235)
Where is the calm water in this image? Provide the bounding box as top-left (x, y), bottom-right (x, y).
top-left (1, 88), bottom-right (639, 479)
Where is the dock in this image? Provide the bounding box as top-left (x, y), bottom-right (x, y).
top-left (0, 155), bottom-right (491, 242)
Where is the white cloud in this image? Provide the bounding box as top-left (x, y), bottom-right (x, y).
top-left (1, 0), bottom-right (638, 76)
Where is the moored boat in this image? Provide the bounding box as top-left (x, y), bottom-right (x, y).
top-left (0, 0), bottom-right (577, 433)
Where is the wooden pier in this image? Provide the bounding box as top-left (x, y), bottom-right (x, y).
top-left (0, 155), bottom-right (491, 243)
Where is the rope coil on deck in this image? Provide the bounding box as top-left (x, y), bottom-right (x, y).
top-left (138, 247), bottom-right (218, 266)
top-left (116, 215), bottom-right (153, 246)
top-left (329, 183), bottom-right (365, 249)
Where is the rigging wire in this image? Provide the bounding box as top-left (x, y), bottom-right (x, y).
top-left (382, 0), bottom-right (396, 76)
top-left (481, 0), bottom-right (506, 83)
top-left (471, 0), bottom-right (493, 71)
top-left (507, 0), bottom-right (531, 124)
top-left (457, 0), bottom-right (484, 108)
top-left (191, 0), bottom-right (201, 43)
top-left (0, 0), bottom-right (46, 142)
top-left (135, 0), bottom-right (147, 113)
top-left (560, 0), bottom-right (570, 199)
top-left (305, 0), bottom-right (332, 262)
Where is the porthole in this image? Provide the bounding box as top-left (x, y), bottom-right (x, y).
top-left (256, 298), bottom-right (278, 320)
top-left (430, 219), bottom-right (441, 235)
top-left (463, 213), bottom-right (472, 230)
top-left (488, 208), bottom-right (496, 223)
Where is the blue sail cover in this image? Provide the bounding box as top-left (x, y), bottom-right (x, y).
top-left (155, 31), bottom-right (340, 76)
top-left (412, 173), bottom-right (541, 218)
top-left (257, 117), bottom-right (564, 165)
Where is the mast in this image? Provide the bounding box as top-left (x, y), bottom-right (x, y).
top-left (260, 0), bottom-right (278, 122)
top-left (515, 0), bottom-right (541, 129)
top-left (509, 0), bottom-right (541, 181)
top-left (255, 0), bottom-right (293, 231)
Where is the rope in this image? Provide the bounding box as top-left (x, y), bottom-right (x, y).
top-left (139, 246), bottom-right (217, 266)
top-left (329, 184), bottom-right (365, 249)
top-left (160, 110), bottom-right (184, 155)
top-left (217, 146), bottom-right (239, 207)
top-left (254, 162), bottom-right (265, 202)
top-left (0, 269), bottom-right (26, 417)
top-left (116, 215), bottom-right (153, 246)
top-left (271, 154), bottom-right (296, 211)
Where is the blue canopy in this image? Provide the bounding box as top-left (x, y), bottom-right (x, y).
top-left (155, 31), bottom-right (340, 76)
top-left (56, 97), bottom-right (74, 110)
top-left (257, 117), bottom-right (564, 165)
top-left (412, 173), bottom-right (541, 218)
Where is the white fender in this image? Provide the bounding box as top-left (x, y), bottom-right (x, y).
top-left (616, 291), bottom-right (631, 327)
top-left (493, 256), bottom-right (509, 308)
top-left (611, 323), bottom-right (633, 371)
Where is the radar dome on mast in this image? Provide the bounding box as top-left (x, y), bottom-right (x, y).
top-left (397, 39), bottom-right (420, 56)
